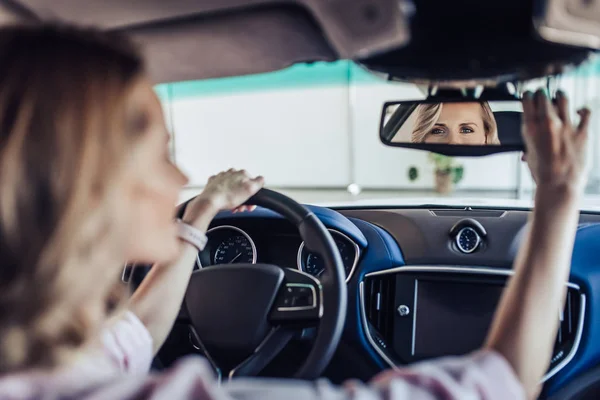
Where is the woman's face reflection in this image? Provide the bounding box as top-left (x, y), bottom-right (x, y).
top-left (424, 103), bottom-right (487, 145)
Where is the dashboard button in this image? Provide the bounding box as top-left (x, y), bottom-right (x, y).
top-left (397, 304), bottom-right (410, 316)
top-left (293, 294), bottom-right (313, 307)
top-left (276, 284), bottom-right (316, 310)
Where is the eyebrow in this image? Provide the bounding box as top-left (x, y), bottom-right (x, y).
top-left (459, 122), bottom-right (479, 127)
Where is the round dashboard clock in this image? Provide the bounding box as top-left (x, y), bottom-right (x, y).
top-left (455, 226), bottom-right (481, 254)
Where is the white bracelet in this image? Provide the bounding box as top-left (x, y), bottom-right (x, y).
top-left (176, 219), bottom-right (208, 251)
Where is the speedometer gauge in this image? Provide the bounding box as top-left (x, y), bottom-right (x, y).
top-left (214, 234), bottom-right (255, 264)
top-left (297, 230), bottom-right (360, 282)
top-left (196, 225), bottom-right (257, 268)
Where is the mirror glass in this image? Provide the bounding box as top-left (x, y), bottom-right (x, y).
top-left (380, 100), bottom-right (523, 148)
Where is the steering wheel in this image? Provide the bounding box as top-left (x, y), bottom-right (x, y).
top-left (179, 188), bottom-right (347, 381)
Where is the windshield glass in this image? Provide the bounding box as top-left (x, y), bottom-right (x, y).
top-left (156, 59), bottom-right (600, 209)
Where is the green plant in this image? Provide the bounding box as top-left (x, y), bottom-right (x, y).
top-left (428, 153), bottom-right (464, 184)
top-left (408, 166), bottom-right (419, 181)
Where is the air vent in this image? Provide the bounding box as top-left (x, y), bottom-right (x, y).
top-left (430, 209), bottom-right (506, 218)
top-left (122, 264), bottom-right (133, 283)
top-left (364, 275), bottom-right (396, 342)
top-left (553, 286), bottom-right (582, 360)
top-left (121, 263), bottom-right (152, 286)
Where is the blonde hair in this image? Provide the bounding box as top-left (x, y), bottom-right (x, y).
top-left (0, 25), bottom-right (145, 373)
top-left (411, 102), bottom-right (500, 144)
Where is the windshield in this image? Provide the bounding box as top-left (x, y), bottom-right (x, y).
top-left (156, 59), bottom-right (600, 209)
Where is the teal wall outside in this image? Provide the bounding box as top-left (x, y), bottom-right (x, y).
top-left (154, 61), bottom-right (383, 101)
top-left (155, 57), bottom-right (600, 101)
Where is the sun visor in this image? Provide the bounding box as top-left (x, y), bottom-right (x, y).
top-left (128, 1), bottom-right (410, 83)
top-left (129, 7), bottom-right (337, 83)
top-left (535, 0), bottom-right (600, 49)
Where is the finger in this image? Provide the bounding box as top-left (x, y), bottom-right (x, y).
top-left (252, 176), bottom-right (265, 186)
top-left (231, 170), bottom-right (248, 180)
top-left (521, 153), bottom-right (527, 163)
top-left (521, 91), bottom-right (535, 121)
top-left (535, 89), bottom-right (554, 121)
top-left (577, 107), bottom-right (591, 134)
top-left (245, 179), bottom-right (263, 194)
top-left (235, 205), bottom-right (256, 213)
top-left (554, 90), bottom-right (571, 126)
top-left (521, 92), bottom-right (536, 140)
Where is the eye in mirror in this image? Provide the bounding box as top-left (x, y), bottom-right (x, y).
top-left (380, 99), bottom-right (524, 156)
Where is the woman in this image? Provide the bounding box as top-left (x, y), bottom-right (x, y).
top-left (412, 102), bottom-right (501, 145)
top-left (0, 24), bottom-right (590, 399)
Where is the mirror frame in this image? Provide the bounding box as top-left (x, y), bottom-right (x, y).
top-left (379, 90), bottom-right (526, 157)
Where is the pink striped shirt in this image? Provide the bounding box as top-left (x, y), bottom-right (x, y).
top-left (0, 311), bottom-right (525, 399)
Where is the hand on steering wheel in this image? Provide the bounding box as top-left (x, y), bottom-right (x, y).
top-left (182, 169), bottom-right (264, 226)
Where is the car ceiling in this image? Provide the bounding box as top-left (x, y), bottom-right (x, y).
top-left (0, 0), bottom-right (410, 83)
top-left (16, 0), bottom-right (270, 28)
top-left (0, 0), bottom-right (596, 84)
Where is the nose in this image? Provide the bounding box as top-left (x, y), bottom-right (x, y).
top-left (446, 130), bottom-right (462, 145)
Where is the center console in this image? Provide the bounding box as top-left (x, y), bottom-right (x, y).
top-left (360, 266), bottom-right (585, 382)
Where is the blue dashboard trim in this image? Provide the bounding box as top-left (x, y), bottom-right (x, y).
top-left (343, 217), bottom-right (405, 369)
top-left (346, 218), bottom-right (405, 279)
top-left (544, 223), bottom-right (600, 395)
top-left (212, 206), bottom-right (368, 248)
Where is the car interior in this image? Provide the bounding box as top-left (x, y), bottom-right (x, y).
top-left (6, 0), bottom-right (600, 399)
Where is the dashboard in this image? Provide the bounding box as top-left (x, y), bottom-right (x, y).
top-left (140, 204), bottom-right (600, 398)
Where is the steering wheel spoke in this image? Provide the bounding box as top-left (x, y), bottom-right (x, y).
top-left (190, 325), bottom-right (295, 381)
top-left (269, 268), bottom-right (323, 325)
top-left (228, 327), bottom-right (295, 379)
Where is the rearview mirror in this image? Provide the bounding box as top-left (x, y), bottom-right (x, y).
top-left (380, 99), bottom-right (524, 156)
